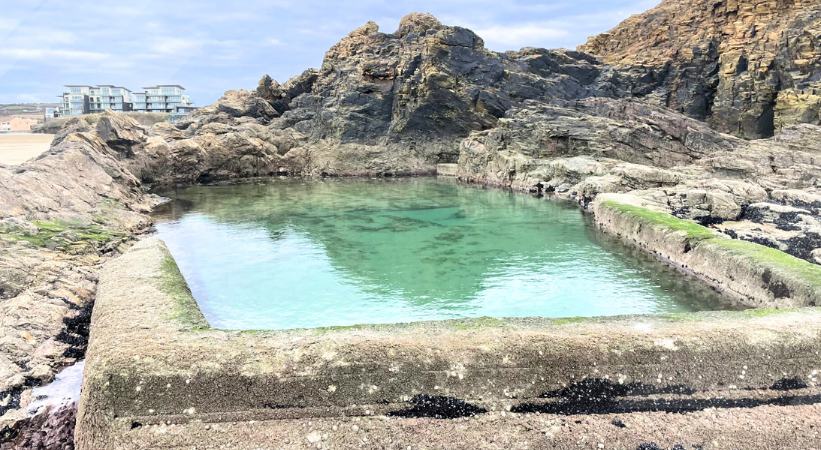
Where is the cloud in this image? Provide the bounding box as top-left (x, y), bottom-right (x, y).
top-left (0, 17), bottom-right (20, 32)
top-left (148, 37), bottom-right (204, 56)
top-left (0, 48), bottom-right (110, 61)
top-left (265, 37), bottom-right (284, 47)
top-left (40, 30), bottom-right (78, 44)
top-left (472, 23), bottom-right (570, 50)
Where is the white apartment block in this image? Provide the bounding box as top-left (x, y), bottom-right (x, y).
top-left (58, 84), bottom-right (193, 116)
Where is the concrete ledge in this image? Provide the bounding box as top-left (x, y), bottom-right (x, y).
top-left (76, 237), bottom-right (821, 448)
top-left (99, 404), bottom-right (821, 449)
top-left (592, 196), bottom-right (821, 308)
top-left (436, 163), bottom-right (458, 177)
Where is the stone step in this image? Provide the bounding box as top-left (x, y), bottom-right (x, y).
top-left (436, 163), bottom-right (458, 177)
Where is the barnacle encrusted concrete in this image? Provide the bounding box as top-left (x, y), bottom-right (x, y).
top-left (75, 237), bottom-right (821, 449)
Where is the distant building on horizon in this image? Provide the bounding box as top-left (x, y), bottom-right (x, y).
top-left (0, 116), bottom-right (42, 132)
top-left (56, 84), bottom-right (194, 117)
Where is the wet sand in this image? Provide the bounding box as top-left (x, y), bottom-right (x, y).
top-left (0, 133), bottom-right (54, 165)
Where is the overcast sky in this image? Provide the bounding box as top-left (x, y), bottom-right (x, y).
top-left (0, 0), bottom-right (657, 105)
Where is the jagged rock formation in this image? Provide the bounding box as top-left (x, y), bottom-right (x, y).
top-left (161, 13), bottom-right (658, 182)
top-left (580, 0), bottom-right (821, 139)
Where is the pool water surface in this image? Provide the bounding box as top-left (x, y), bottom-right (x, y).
top-left (153, 178), bottom-right (732, 330)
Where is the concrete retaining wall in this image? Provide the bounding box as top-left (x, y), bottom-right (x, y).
top-left (592, 195), bottom-right (821, 308)
top-left (436, 163), bottom-right (459, 177)
top-left (76, 237), bottom-right (821, 449)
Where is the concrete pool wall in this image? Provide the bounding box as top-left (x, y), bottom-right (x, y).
top-left (593, 195), bottom-right (821, 308)
top-left (75, 201), bottom-right (821, 449)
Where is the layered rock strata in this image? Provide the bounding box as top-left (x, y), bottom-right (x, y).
top-left (580, 0), bottom-right (821, 138)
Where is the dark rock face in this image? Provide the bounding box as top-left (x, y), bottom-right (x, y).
top-left (0, 404), bottom-right (76, 450)
top-left (158, 13), bottom-right (671, 184)
top-left (580, 0), bottom-right (821, 139)
top-left (270, 13), bottom-right (632, 161)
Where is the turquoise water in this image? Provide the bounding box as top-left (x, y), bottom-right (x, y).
top-left (153, 178), bottom-right (731, 330)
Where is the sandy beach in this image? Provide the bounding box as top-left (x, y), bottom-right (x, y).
top-left (0, 133), bottom-right (54, 165)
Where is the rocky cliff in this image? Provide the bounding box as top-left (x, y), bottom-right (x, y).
top-left (0, 114), bottom-right (163, 443)
top-left (157, 13), bottom-right (656, 182)
top-left (580, 0), bottom-right (821, 139)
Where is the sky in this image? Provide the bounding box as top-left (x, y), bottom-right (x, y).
top-left (0, 0), bottom-right (658, 105)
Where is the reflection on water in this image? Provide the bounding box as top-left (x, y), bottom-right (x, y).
top-left (153, 178), bottom-right (734, 330)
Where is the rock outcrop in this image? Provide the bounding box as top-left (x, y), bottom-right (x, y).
top-left (0, 113), bottom-right (161, 438)
top-left (160, 13), bottom-right (660, 183)
top-left (456, 96), bottom-right (820, 263)
top-left (580, 0), bottom-right (821, 139)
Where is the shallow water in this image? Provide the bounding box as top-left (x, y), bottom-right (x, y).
top-left (27, 361), bottom-right (84, 415)
top-left (154, 178), bottom-right (732, 330)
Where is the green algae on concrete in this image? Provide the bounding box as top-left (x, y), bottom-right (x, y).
top-left (449, 316), bottom-right (509, 330)
top-left (599, 200), bottom-right (821, 290)
top-left (599, 201), bottom-right (716, 241)
top-left (707, 238), bottom-right (821, 290)
top-left (159, 250), bottom-right (209, 331)
top-left (737, 306), bottom-right (798, 318)
top-left (595, 198), bottom-right (821, 307)
top-left (549, 316), bottom-right (595, 325)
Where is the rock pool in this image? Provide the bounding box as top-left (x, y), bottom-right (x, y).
top-left (153, 178), bottom-right (732, 329)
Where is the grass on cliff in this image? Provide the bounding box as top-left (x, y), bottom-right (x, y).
top-left (602, 200), bottom-right (821, 289)
top-left (1, 219), bottom-right (125, 251)
top-left (159, 253), bottom-right (210, 331)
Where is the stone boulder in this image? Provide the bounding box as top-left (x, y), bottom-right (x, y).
top-left (215, 90), bottom-right (279, 121)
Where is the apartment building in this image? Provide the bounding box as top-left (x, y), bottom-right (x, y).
top-left (140, 85), bottom-right (191, 113)
top-left (61, 85), bottom-right (94, 116)
top-left (91, 85), bottom-right (131, 113)
top-left (57, 84), bottom-right (193, 116)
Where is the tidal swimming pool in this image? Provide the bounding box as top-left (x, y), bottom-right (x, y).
top-left (153, 178), bottom-right (733, 330)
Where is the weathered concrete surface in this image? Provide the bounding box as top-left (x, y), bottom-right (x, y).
top-left (593, 196), bottom-right (821, 308)
top-left (435, 163), bottom-right (458, 177)
top-left (76, 237), bottom-right (821, 449)
top-left (79, 404), bottom-right (821, 449)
